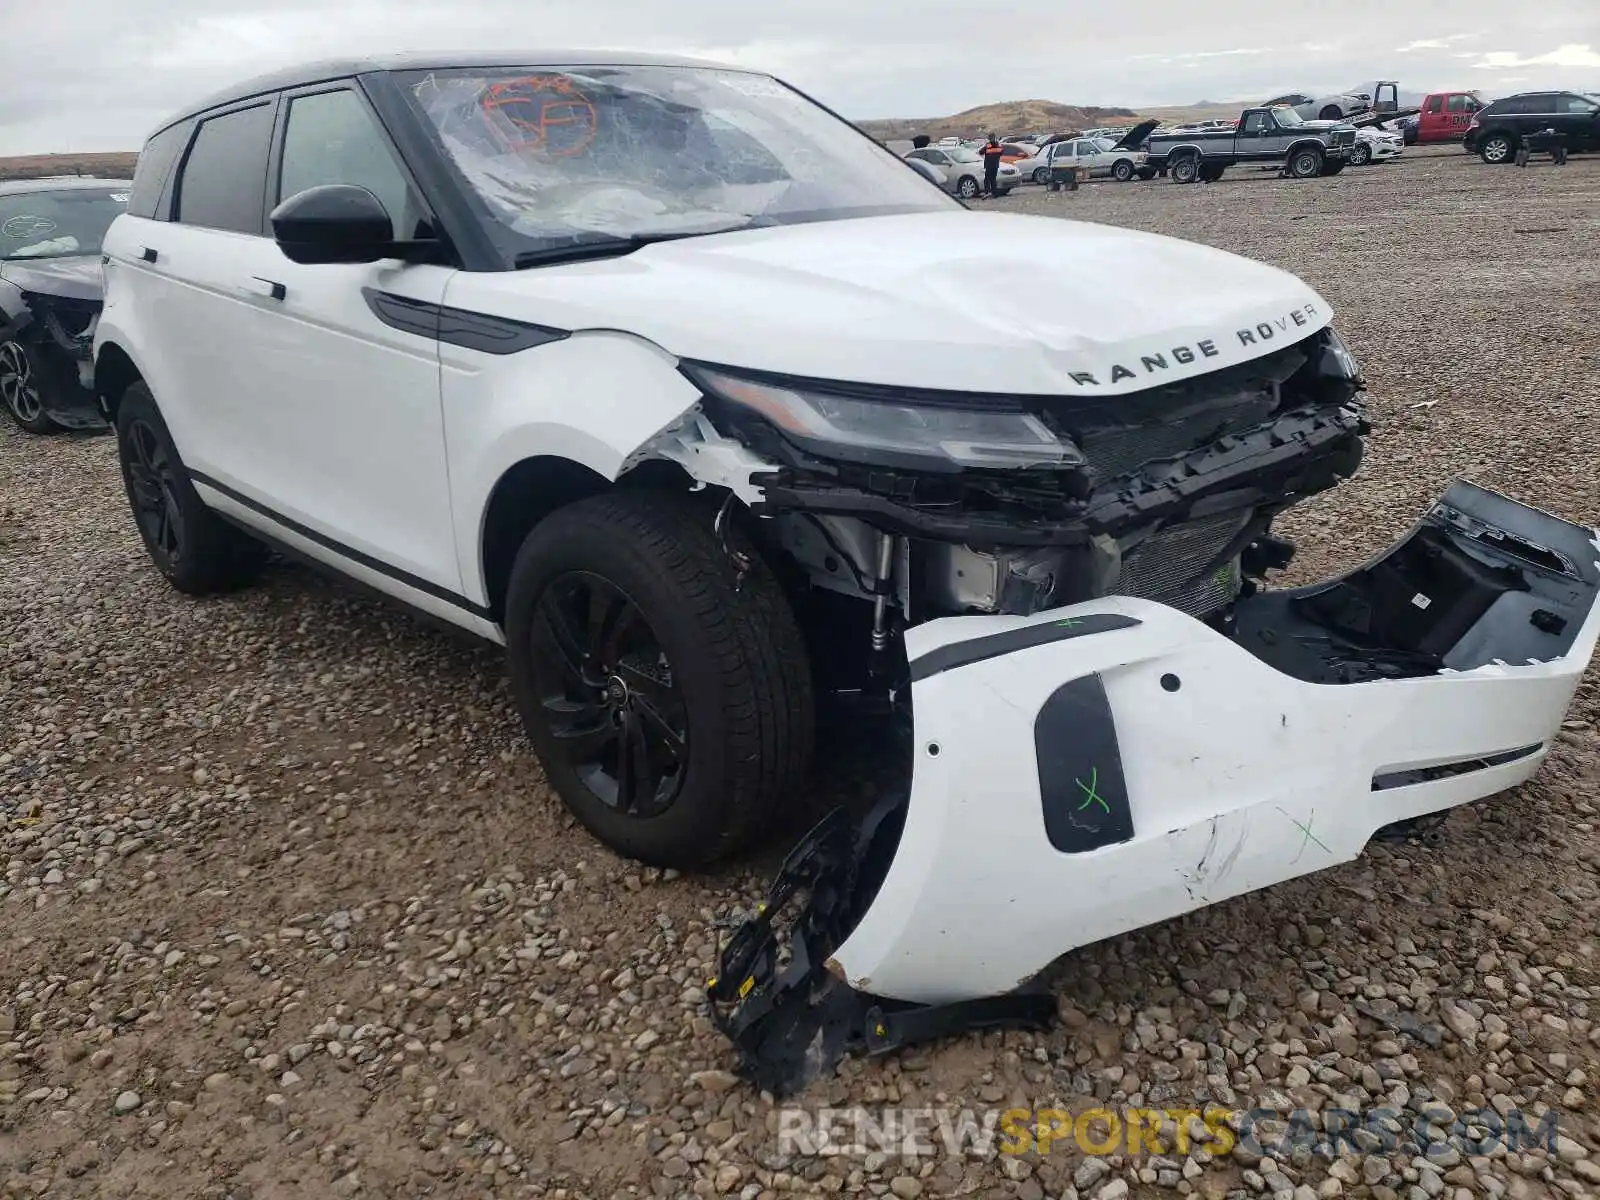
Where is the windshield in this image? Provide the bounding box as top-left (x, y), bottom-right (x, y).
top-left (0, 187), bottom-right (128, 261)
top-left (395, 65), bottom-right (957, 254)
top-left (1270, 107), bottom-right (1307, 127)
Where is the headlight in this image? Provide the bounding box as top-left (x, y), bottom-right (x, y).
top-left (1320, 327), bottom-right (1363, 383)
top-left (683, 364), bottom-right (1084, 473)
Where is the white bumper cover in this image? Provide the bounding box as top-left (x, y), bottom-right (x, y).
top-left (839, 482), bottom-right (1600, 1003)
top-left (708, 480), bottom-right (1599, 1093)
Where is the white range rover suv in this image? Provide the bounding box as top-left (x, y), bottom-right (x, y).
top-left (96, 49), bottom-right (1598, 1017)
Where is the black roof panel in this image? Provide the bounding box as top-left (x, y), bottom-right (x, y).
top-left (152, 48), bottom-right (746, 135)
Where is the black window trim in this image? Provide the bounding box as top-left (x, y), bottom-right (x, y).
top-left (171, 95), bottom-right (282, 237)
top-left (266, 77), bottom-right (456, 264)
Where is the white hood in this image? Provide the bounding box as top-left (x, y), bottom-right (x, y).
top-left (449, 210), bottom-right (1334, 397)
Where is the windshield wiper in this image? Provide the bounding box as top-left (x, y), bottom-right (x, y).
top-left (512, 227), bottom-right (754, 270)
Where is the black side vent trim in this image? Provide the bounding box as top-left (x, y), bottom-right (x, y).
top-left (362, 288), bottom-right (570, 354)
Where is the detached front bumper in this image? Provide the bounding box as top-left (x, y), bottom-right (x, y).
top-left (709, 480), bottom-right (1600, 1093)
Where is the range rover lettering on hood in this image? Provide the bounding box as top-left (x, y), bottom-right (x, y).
top-left (1067, 302), bottom-right (1323, 387)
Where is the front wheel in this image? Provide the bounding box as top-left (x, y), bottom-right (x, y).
top-left (1288, 147), bottom-right (1324, 178)
top-left (1479, 133), bottom-right (1515, 164)
top-left (956, 175), bottom-right (980, 199)
top-left (0, 339), bottom-right (64, 435)
top-left (1032, 165), bottom-right (1051, 185)
top-left (1349, 141), bottom-right (1372, 166)
top-left (504, 491), bottom-right (815, 869)
top-left (1111, 159), bottom-right (1134, 182)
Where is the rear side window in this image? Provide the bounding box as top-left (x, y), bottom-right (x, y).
top-left (1558, 94), bottom-right (1599, 113)
top-left (277, 88), bottom-right (423, 238)
top-left (174, 102), bottom-right (276, 235)
top-left (128, 122), bottom-right (192, 220)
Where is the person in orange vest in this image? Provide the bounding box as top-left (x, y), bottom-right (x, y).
top-left (979, 133), bottom-right (1004, 197)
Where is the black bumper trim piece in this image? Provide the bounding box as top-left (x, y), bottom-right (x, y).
top-left (1371, 743), bottom-right (1543, 792)
top-left (908, 612), bottom-right (1141, 683)
top-left (706, 800), bottom-right (1056, 1097)
top-left (187, 470), bottom-right (492, 620)
top-left (1034, 673), bottom-right (1136, 854)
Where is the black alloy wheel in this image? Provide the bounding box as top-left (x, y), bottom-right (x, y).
top-left (528, 570), bottom-right (690, 818)
top-left (124, 415), bottom-right (187, 569)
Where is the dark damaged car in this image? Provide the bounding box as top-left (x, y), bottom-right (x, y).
top-left (0, 177), bottom-right (129, 434)
top-left (93, 53), bottom-right (1600, 1095)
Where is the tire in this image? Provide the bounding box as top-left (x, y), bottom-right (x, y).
top-left (1032, 165), bottom-right (1050, 185)
top-left (956, 175), bottom-right (980, 198)
top-left (504, 491), bottom-right (815, 869)
top-left (1349, 141), bottom-right (1372, 166)
top-left (1170, 155), bottom-right (1199, 184)
top-left (0, 338), bottom-right (65, 435)
top-left (1319, 105), bottom-right (1343, 121)
top-left (1111, 159), bottom-right (1134, 182)
top-left (1479, 132), bottom-right (1515, 164)
top-left (114, 381), bottom-right (265, 595)
top-left (1288, 147), bottom-right (1323, 178)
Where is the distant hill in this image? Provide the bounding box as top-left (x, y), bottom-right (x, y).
top-left (858, 99), bottom-right (1144, 141)
top-left (0, 152), bottom-right (139, 182)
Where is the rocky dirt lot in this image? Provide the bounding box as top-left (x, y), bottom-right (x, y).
top-left (3, 145), bottom-right (1599, 1200)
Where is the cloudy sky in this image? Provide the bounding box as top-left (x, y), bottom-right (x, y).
top-left (4, 0), bottom-right (1598, 154)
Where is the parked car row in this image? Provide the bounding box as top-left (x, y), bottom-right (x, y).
top-left (1, 177), bottom-right (129, 434)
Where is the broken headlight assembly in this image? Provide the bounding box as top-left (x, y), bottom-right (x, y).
top-left (680, 363), bottom-right (1087, 473)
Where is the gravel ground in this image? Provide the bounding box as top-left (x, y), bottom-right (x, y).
top-left (3, 144), bottom-right (1600, 1200)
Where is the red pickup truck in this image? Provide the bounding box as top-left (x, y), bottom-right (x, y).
top-left (1415, 91), bottom-right (1486, 142)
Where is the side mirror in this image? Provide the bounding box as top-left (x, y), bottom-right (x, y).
top-left (270, 184), bottom-right (395, 265)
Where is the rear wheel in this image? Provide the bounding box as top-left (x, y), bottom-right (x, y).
top-left (504, 491), bottom-right (815, 869)
top-left (1170, 155), bottom-right (1199, 184)
top-left (1111, 159), bottom-right (1134, 182)
top-left (1289, 147), bottom-right (1324, 178)
top-left (114, 381), bottom-right (265, 594)
top-left (0, 339), bottom-right (64, 435)
top-left (1479, 132), bottom-right (1515, 164)
top-left (1319, 105), bottom-right (1343, 121)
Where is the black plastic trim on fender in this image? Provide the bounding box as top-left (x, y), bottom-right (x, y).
top-left (187, 469), bottom-right (493, 620)
top-left (1033, 673), bottom-right (1136, 854)
top-left (361, 287), bottom-right (570, 354)
top-left (908, 613), bottom-right (1141, 683)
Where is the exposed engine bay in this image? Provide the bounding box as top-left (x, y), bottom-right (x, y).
top-left (658, 324), bottom-right (1367, 689)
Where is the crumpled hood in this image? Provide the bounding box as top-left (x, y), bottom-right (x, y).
top-left (0, 254), bottom-right (104, 302)
top-left (451, 210), bottom-right (1334, 397)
